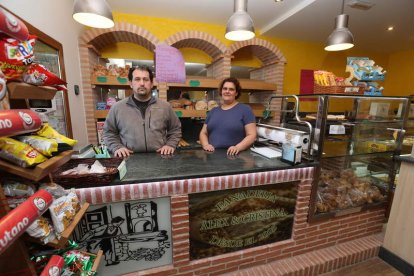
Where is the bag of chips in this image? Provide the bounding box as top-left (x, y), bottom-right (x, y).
top-left (39, 182), bottom-right (67, 200)
top-left (3, 179), bottom-right (35, 208)
top-left (0, 109), bottom-right (42, 137)
top-left (0, 7), bottom-right (29, 41)
top-left (0, 137), bottom-right (47, 167)
top-left (26, 216), bottom-right (56, 244)
top-left (36, 123), bottom-right (77, 147)
top-left (23, 63), bottom-right (66, 87)
top-left (16, 135), bottom-right (58, 157)
top-left (49, 191), bottom-right (80, 234)
top-left (0, 34), bottom-right (36, 80)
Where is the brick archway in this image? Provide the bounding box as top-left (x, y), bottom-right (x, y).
top-left (164, 30), bottom-right (228, 60)
top-left (79, 22), bottom-right (161, 144)
top-left (228, 38), bottom-right (287, 65)
top-left (79, 22), bottom-right (160, 51)
top-left (229, 38), bottom-right (287, 125)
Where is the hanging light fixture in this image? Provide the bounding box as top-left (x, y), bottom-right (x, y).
top-left (225, 0), bottom-right (255, 41)
top-left (325, 0), bottom-right (354, 51)
top-left (73, 0), bottom-right (115, 29)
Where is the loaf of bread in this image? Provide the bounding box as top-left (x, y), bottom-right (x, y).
top-left (195, 100), bottom-right (207, 110)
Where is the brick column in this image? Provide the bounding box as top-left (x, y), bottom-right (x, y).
top-left (157, 82), bottom-right (168, 100)
top-left (206, 54), bottom-right (231, 79)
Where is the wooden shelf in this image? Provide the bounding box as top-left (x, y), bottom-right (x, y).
top-left (0, 150), bottom-right (73, 182)
top-left (95, 107), bottom-right (268, 119)
top-left (7, 82), bottom-right (58, 100)
top-left (239, 78), bottom-right (277, 91)
top-left (167, 76), bottom-right (219, 89)
top-left (91, 250), bottom-right (103, 271)
top-left (174, 109), bottom-right (206, 118)
top-left (91, 75), bottom-right (276, 91)
top-left (47, 202), bottom-right (90, 248)
top-left (95, 109), bottom-right (109, 119)
top-left (91, 75), bottom-right (129, 86)
top-left (95, 109), bottom-right (207, 119)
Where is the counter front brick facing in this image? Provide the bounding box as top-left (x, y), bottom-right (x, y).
top-left (76, 166), bottom-right (385, 275)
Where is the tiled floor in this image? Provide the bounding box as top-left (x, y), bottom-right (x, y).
top-left (322, 257), bottom-right (402, 276)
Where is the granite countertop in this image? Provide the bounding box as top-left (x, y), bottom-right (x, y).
top-left (112, 148), bottom-right (318, 185)
top-left (394, 154), bottom-right (414, 164)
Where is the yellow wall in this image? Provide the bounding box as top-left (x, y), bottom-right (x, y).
top-left (105, 12), bottom-right (409, 103)
top-left (385, 49), bottom-right (414, 96)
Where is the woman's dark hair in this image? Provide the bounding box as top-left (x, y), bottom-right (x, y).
top-left (128, 65), bottom-right (154, 82)
top-left (219, 77), bottom-right (242, 99)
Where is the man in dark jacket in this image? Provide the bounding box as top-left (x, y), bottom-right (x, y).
top-left (103, 66), bottom-right (181, 158)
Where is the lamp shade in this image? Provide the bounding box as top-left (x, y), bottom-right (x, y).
top-left (225, 0), bottom-right (255, 41)
top-left (73, 0), bottom-right (114, 29)
top-left (325, 14), bottom-right (354, 51)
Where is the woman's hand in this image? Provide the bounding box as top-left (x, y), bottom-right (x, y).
top-left (202, 144), bottom-right (215, 152)
top-left (114, 147), bottom-right (133, 158)
top-left (227, 145), bottom-right (240, 155)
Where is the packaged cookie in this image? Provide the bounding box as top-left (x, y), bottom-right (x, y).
top-left (49, 191), bottom-right (80, 234)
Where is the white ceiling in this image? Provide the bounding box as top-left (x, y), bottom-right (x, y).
top-left (107, 0), bottom-right (414, 54)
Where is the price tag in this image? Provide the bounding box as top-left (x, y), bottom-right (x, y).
top-left (189, 80), bottom-right (200, 87)
top-left (117, 160), bottom-right (127, 180)
top-left (329, 125), bottom-right (345, 134)
top-left (96, 76), bottom-right (107, 83)
top-left (117, 77), bottom-right (128, 84)
top-left (344, 86), bottom-right (359, 93)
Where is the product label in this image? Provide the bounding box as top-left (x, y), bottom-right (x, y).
top-left (0, 190), bottom-right (52, 254)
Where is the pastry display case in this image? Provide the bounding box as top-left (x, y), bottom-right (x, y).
top-left (279, 94), bottom-right (410, 221)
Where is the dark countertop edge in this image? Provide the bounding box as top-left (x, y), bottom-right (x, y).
top-left (109, 161), bottom-right (319, 186)
top-left (394, 155), bottom-right (414, 164)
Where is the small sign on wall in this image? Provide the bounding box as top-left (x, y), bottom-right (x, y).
top-left (189, 181), bottom-right (299, 260)
top-left (155, 44), bottom-right (186, 83)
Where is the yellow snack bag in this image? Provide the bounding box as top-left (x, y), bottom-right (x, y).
top-left (36, 123), bottom-right (77, 147)
top-left (16, 135), bottom-right (58, 157)
top-left (0, 137), bottom-right (47, 167)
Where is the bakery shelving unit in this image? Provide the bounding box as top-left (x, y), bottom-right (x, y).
top-left (91, 75), bottom-right (276, 120)
top-left (280, 94), bottom-right (410, 222)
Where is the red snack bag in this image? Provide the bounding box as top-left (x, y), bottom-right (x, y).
top-left (40, 255), bottom-right (64, 276)
top-left (0, 189), bottom-right (53, 255)
top-left (0, 35), bottom-right (36, 80)
top-left (23, 63), bottom-right (66, 87)
top-left (0, 109), bottom-right (42, 137)
top-left (0, 7), bottom-right (29, 41)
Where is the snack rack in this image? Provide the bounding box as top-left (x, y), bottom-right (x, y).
top-left (0, 99), bottom-right (100, 275)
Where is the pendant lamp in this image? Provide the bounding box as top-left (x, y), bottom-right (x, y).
top-left (73, 0), bottom-right (115, 29)
top-left (325, 0), bottom-right (354, 51)
top-left (225, 0), bottom-right (255, 41)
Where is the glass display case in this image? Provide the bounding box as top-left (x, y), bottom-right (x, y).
top-left (279, 94), bottom-right (410, 221)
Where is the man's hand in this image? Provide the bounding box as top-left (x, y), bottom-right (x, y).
top-left (157, 145), bottom-right (175, 155)
top-left (202, 144), bottom-right (215, 152)
top-left (227, 145), bottom-right (240, 156)
top-left (114, 147), bottom-right (133, 158)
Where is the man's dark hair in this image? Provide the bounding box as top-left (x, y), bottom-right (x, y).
top-left (111, 216), bottom-right (125, 224)
top-left (128, 65), bottom-right (154, 82)
top-left (219, 77), bottom-right (242, 99)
